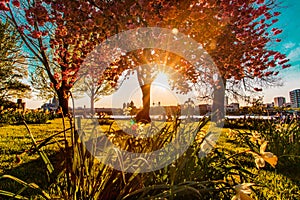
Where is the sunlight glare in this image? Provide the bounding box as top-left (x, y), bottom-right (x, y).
top-left (172, 28), bottom-right (179, 35)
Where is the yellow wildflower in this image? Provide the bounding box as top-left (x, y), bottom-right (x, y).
top-left (252, 141), bottom-right (278, 169)
top-left (249, 131), bottom-right (260, 143)
top-left (232, 183), bottom-right (255, 200)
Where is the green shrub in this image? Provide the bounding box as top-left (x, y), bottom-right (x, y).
top-left (224, 117), bottom-right (268, 130)
top-left (0, 109), bottom-right (56, 125)
top-left (224, 119), bottom-right (300, 199)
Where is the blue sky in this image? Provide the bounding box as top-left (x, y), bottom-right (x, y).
top-left (262, 0), bottom-right (300, 103)
top-left (25, 1), bottom-right (300, 108)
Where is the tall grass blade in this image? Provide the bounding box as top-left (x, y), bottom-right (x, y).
top-left (0, 190), bottom-right (28, 200)
top-left (23, 121), bottom-right (54, 175)
top-left (0, 175), bottom-right (51, 199)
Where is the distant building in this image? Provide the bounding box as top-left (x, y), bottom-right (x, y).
top-left (95, 108), bottom-right (113, 115)
top-left (226, 103), bottom-right (239, 113)
top-left (164, 105), bottom-right (180, 116)
top-left (41, 97), bottom-right (59, 111)
top-left (41, 103), bottom-right (57, 111)
top-left (289, 89), bottom-right (300, 108)
top-left (264, 103), bottom-right (274, 109)
top-left (274, 97), bottom-right (286, 107)
top-left (198, 104), bottom-right (212, 115)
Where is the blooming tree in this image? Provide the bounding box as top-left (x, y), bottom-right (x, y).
top-left (1, 0), bottom-right (289, 118)
top-left (87, 0), bottom-right (289, 121)
top-left (1, 0), bottom-right (113, 114)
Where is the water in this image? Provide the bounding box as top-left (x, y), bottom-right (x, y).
top-left (75, 115), bottom-right (274, 120)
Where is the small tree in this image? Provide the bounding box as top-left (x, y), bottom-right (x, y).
top-left (0, 21), bottom-right (30, 101)
top-left (74, 65), bottom-right (115, 115)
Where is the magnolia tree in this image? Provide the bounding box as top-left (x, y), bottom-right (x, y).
top-left (1, 0), bottom-right (116, 114)
top-left (86, 0), bottom-right (289, 121)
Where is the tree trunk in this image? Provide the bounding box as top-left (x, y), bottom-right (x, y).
top-left (57, 88), bottom-right (69, 115)
top-left (90, 89), bottom-right (95, 115)
top-left (135, 83), bottom-right (151, 123)
top-left (211, 78), bottom-right (226, 125)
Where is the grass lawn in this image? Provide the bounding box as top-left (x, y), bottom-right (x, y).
top-left (0, 118), bottom-right (299, 199)
top-left (0, 118), bottom-right (71, 196)
top-left (0, 119), bottom-right (67, 173)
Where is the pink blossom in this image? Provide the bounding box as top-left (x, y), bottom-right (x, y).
top-left (12, 0), bottom-right (20, 7)
top-left (254, 88), bottom-right (262, 92)
top-left (274, 12), bottom-right (280, 16)
top-left (30, 30), bottom-right (43, 39)
top-left (0, 2), bottom-right (9, 11)
top-left (282, 64), bottom-right (291, 69)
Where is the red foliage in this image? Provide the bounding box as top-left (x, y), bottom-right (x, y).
top-left (274, 12), bottom-right (280, 16)
top-left (12, 0), bottom-right (20, 7)
top-left (30, 30), bottom-right (42, 39)
top-left (0, 2), bottom-right (9, 11)
top-left (254, 87), bottom-right (263, 92)
top-left (282, 64), bottom-right (291, 69)
top-left (272, 28), bottom-right (283, 35)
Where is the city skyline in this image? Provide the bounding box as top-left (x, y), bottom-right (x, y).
top-left (23, 66), bottom-right (300, 108)
top-left (24, 72), bottom-right (300, 109)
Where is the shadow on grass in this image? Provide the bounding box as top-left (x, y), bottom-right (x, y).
top-left (277, 159), bottom-right (300, 183)
top-left (0, 151), bottom-right (64, 198)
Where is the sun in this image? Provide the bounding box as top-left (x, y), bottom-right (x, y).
top-left (153, 72), bottom-right (169, 83)
top-left (151, 72), bottom-right (179, 106)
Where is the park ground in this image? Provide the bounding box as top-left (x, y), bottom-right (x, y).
top-left (0, 117), bottom-right (299, 199)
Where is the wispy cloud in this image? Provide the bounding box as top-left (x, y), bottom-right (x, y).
top-left (283, 42), bottom-right (296, 49)
top-left (287, 46), bottom-right (300, 62)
